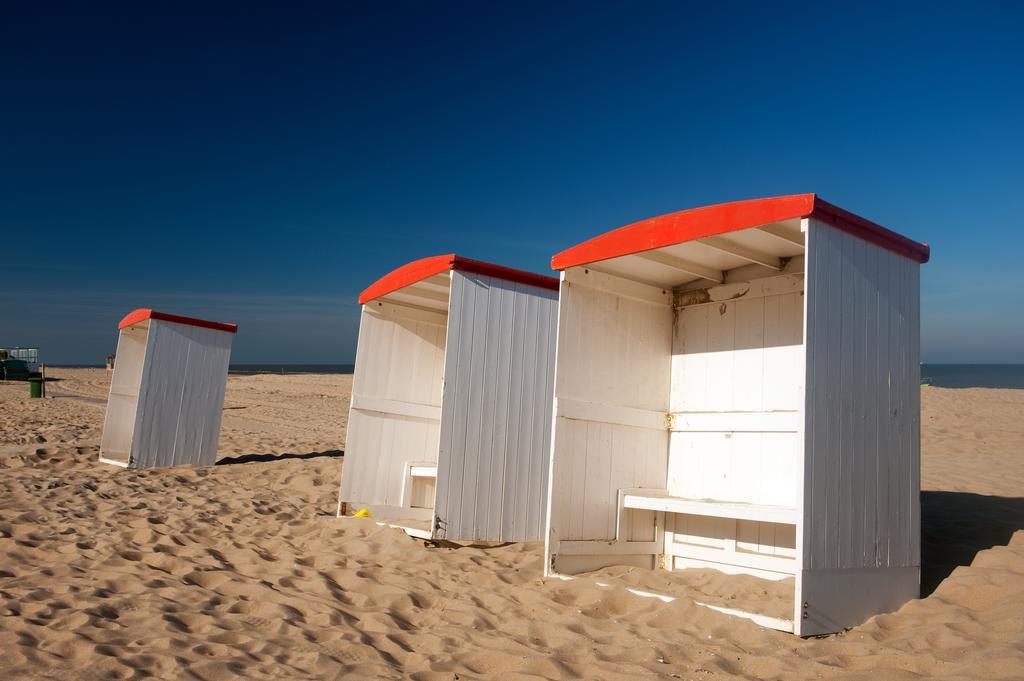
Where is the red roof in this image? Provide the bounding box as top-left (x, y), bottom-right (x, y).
top-left (118, 309), bottom-right (238, 333)
top-left (551, 193), bottom-right (930, 270)
top-left (359, 254), bottom-right (560, 305)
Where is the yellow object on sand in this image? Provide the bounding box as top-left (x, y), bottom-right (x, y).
top-left (353, 508), bottom-right (372, 518)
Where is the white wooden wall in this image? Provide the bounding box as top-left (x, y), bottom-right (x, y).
top-left (340, 301), bottom-right (447, 512)
top-left (129, 320), bottom-right (233, 468)
top-left (433, 272), bottom-right (558, 542)
top-left (99, 324), bottom-right (149, 464)
top-left (797, 219), bottom-right (921, 635)
top-left (546, 268), bottom-right (673, 574)
top-left (667, 274), bottom-right (804, 576)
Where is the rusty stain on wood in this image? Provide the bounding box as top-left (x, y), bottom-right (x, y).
top-left (674, 289), bottom-right (711, 307)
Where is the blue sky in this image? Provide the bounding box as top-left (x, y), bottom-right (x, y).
top-left (1, 2), bottom-right (1021, 364)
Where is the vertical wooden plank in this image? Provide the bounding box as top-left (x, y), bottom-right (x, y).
top-left (502, 282), bottom-right (528, 539)
top-left (372, 316), bottom-right (401, 506)
top-left (808, 221), bottom-right (827, 570)
top-left (480, 278), bottom-right (506, 539)
top-left (435, 277), bottom-right (465, 530)
top-left (761, 294), bottom-right (783, 411)
top-left (674, 305), bottom-right (709, 411)
top-left (823, 226), bottom-right (843, 570)
top-left (454, 273), bottom-right (485, 534)
top-left (516, 290), bottom-right (542, 539)
top-left (785, 291), bottom-right (805, 410)
top-left (874, 245), bottom-right (892, 567)
top-left (532, 288), bottom-right (555, 538)
top-left (892, 247), bottom-right (907, 568)
top-left (581, 418), bottom-right (606, 538)
top-left (476, 277), bottom-right (500, 537)
top-left (568, 421), bottom-right (588, 539)
top-left (730, 432), bottom-right (761, 503)
top-left (733, 298), bottom-right (765, 412)
top-left (837, 231), bottom-right (855, 568)
top-left (759, 432), bottom-right (795, 507)
top-left (706, 301), bottom-right (736, 411)
top-left (666, 432), bottom-right (687, 498)
top-left (864, 240), bottom-right (880, 569)
top-left (908, 262), bottom-right (922, 568)
top-left (891, 253), bottom-right (909, 568)
top-left (701, 433), bottom-right (731, 501)
top-left (527, 290), bottom-right (558, 540)
top-left (736, 518), bottom-right (759, 553)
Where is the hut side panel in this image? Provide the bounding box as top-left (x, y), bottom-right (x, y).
top-left (545, 268), bottom-right (672, 574)
top-left (341, 302), bottom-right (446, 509)
top-left (170, 324), bottom-right (232, 466)
top-left (99, 324), bottom-right (149, 464)
top-left (433, 271), bottom-right (558, 542)
top-left (798, 219), bottom-right (921, 635)
top-left (130, 321), bottom-right (233, 468)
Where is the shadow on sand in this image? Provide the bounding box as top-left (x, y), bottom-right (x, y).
top-left (216, 450), bottom-right (344, 466)
top-left (921, 490), bottom-right (1024, 596)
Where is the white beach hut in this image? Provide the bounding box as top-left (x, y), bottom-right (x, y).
top-left (99, 309), bottom-right (237, 469)
top-left (338, 254), bottom-right (559, 542)
top-left (543, 194), bottom-right (929, 635)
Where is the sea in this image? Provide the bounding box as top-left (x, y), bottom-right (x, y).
top-left (920, 364), bottom-right (1024, 389)
top-left (48, 363), bottom-right (1024, 389)
top-left (228, 364), bottom-right (354, 376)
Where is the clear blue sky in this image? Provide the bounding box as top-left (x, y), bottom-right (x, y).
top-left (2, 2), bottom-right (1021, 364)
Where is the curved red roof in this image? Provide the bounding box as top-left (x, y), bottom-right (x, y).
top-left (551, 194), bottom-right (930, 270)
top-left (359, 254), bottom-right (559, 305)
top-left (118, 309), bottom-right (238, 333)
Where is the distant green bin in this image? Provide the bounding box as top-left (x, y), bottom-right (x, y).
top-left (28, 378), bottom-right (43, 398)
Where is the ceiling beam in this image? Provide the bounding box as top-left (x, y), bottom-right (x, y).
top-left (385, 289), bottom-right (450, 314)
top-left (400, 285), bottom-right (450, 304)
top-left (697, 236), bottom-right (783, 270)
top-left (379, 293), bottom-right (449, 316)
top-left (635, 251), bottom-right (724, 284)
top-left (415, 275), bottom-right (453, 295)
top-left (755, 224), bottom-right (805, 247)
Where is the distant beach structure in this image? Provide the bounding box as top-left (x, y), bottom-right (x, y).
top-left (542, 194), bottom-right (929, 635)
top-left (338, 254), bottom-right (559, 542)
top-left (0, 347), bottom-right (40, 379)
top-left (99, 309), bottom-right (237, 468)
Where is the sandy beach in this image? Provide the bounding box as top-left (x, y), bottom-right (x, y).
top-left (1, 368), bottom-right (1021, 680)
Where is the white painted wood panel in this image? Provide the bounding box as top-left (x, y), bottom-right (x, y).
top-left (672, 287), bottom-right (803, 413)
top-left (667, 432), bottom-right (799, 507)
top-left (168, 324), bottom-right (232, 467)
top-left (546, 270), bottom-right (672, 574)
top-left (668, 283), bottom-right (803, 518)
top-left (670, 513), bottom-right (797, 576)
top-left (114, 319), bottom-right (233, 469)
top-left (801, 219), bottom-right (921, 582)
top-left (433, 271), bottom-right (558, 542)
top-left (99, 324), bottom-right (148, 464)
top-left (795, 566), bottom-right (920, 636)
top-left (340, 303), bottom-right (447, 509)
